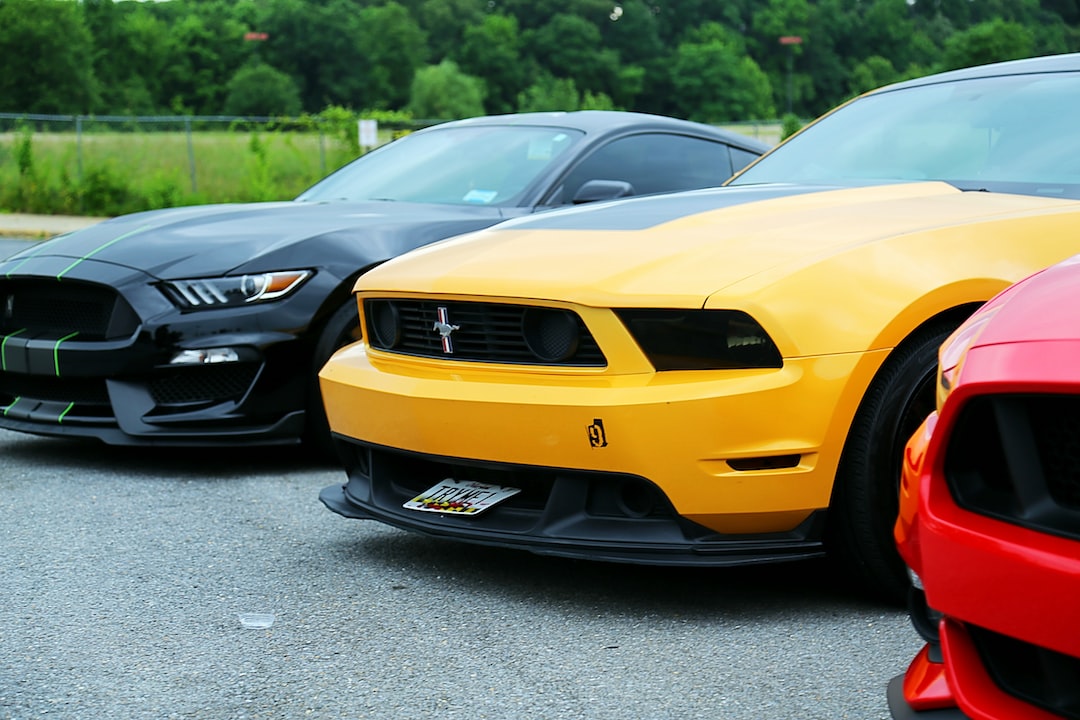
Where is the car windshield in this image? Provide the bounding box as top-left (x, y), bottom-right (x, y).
top-left (297, 125), bottom-right (583, 207)
top-left (731, 71), bottom-right (1080, 199)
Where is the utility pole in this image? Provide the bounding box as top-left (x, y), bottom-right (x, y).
top-left (779, 35), bottom-right (803, 115)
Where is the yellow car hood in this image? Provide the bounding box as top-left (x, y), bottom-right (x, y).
top-left (356, 182), bottom-right (1072, 308)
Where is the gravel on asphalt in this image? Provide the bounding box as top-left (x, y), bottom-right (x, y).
top-left (0, 429), bottom-right (922, 720)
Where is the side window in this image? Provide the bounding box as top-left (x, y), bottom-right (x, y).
top-left (731, 147), bottom-right (761, 173)
top-left (546, 133), bottom-right (739, 206)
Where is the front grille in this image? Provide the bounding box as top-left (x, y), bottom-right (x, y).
top-left (364, 299), bottom-right (605, 366)
top-left (0, 278), bottom-right (139, 340)
top-left (149, 364), bottom-right (259, 406)
top-left (0, 372), bottom-right (110, 405)
top-left (0, 372), bottom-right (113, 421)
top-left (351, 443), bottom-right (684, 522)
top-left (969, 624), bottom-right (1080, 719)
top-left (945, 394), bottom-right (1080, 539)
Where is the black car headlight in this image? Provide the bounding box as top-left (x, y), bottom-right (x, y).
top-left (615, 309), bottom-right (783, 370)
top-left (161, 270), bottom-right (312, 309)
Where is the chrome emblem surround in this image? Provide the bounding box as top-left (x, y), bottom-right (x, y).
top-left (432, 306), bottom-right (460, 354)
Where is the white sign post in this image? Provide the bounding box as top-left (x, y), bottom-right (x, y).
top-left (358, 119), bottom-right (379, 149)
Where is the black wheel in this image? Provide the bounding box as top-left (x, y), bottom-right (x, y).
top-left (827, 320), bottom-right (957, 604)
top-left (304, 299), bottom-right (363, 461)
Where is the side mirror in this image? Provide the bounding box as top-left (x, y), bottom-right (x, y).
top-left (571, 179), bottom-right (635, 204)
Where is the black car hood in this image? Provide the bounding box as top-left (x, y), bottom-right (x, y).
top-left (9, 201), bottom-right (510, 280)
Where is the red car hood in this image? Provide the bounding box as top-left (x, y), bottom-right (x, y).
top-left (973, 254), bottom-right (1080, 348)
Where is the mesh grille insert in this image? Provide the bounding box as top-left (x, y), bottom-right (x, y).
top-left (0, 278), bottom-right (139, 340)
top-left (149, 364), bottom-right (259, 406)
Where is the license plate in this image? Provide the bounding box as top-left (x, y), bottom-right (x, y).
top-left (404, 478), bottom-right (521, 516)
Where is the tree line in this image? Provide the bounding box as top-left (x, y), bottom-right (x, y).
top-left (1, 0), bottom-right (1077, 124)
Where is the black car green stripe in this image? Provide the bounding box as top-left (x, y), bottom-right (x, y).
top-left (1, 329), bottom-right (25, 371)
top-left (55, 224), bottom-right (154, 279)
top-left (52, 331), bottom-right (78, 376)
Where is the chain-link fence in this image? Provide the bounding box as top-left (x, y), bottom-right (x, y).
top-left (0, 113), bottom-right (782, 216)
top-left (0, 112), bottom-right (429, 194)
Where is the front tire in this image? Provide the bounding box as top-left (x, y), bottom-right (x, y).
top-left (828, 321), bottom-right (956, 604)
top-left (305, 299), bottom-right (363, 461)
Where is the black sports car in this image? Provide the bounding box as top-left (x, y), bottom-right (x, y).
top-left (0, 111), bottom-right (767, 453)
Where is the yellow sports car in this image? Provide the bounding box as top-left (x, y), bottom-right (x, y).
top-left (319, 53), bottom-right (1080, 602)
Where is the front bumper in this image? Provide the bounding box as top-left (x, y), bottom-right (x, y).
top-left (896, 409), bottom-right (1080, 719)
top-left (898, 507), bottom-right (1080, 719)
top-left (0, 258), bottom-right (320, 447)
top-left (887, 663), bottom-right (969, 719)
top-left (320, 437), bottom-right (828, 565)
top-left (319, 339), bottom-right (883, 556)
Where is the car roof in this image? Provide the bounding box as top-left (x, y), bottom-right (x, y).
top-left (419, 110), bottom-right (771, 151)
top-left (877, 52), bottom-right (1080, 94)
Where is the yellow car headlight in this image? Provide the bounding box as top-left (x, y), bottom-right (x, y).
top-left (615, 309), bottom-right (782, 370)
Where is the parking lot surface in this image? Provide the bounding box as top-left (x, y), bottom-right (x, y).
top-left (0, 429), bottom-right (919, 719)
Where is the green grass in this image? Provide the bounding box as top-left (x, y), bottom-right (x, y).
top-left (0, 128), bottom-right (369, 217)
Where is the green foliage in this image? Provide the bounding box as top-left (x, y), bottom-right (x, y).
top-left (407, 61), bottom-right (486, 120)
top-left (84, 0), bottom-right (169, 113)
top-left (245, 133), bottom-right (275, 201)
top-left (515, 75), bottom-right (617, 113)
top-left (780, 112), bottom-right (803, 141)
top-left (255, 0), bottom-right (371, 111)
top-left (224, 63), bottom-right (303, 116)
top-left (525, 14), bottom-right (620, 101)
top-left (456, 13), bottom-right (527, 115)
top-left (941, 19), bottom-right (1036, 71)
top-left (600, 0), bottom-right (665, 66)
top-left (6, 127), bottom-right (48, 213)
top-left (78, 163), bottom-right (137, 215)
top-left (580, 91), bottom-right (617, 111)
top-left (316, 106), bottom-right (362, 156)
top-left (1, 0), bottom-right (1078, 142)
top-left (848, 56), bottom-right (900, 97)
top-left (356, 2), bottom-right (429, 109)
top-left (670, 23), bottom-right (776, 122)
top-left (417, 0), bottom-right (487, 61)
top-left (159, 11), bottom-right (248, 115)
top-left (516, 76), bottom-right (584, 112)
top-left (0, 0), bottom-right (98, 113)
top-left (15, 127), bottom-right (34, 177)
top-left (0, 124), bottom-right (363, 217)
top-left (359, 109), bottom-right (415, 126)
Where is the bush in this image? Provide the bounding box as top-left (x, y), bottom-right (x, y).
top-left (225, 63), bottom-right (303, 117)
top-left (780, 113), bottom-right (804, 141)
top-left (406, 61), bottom-right (485, 120)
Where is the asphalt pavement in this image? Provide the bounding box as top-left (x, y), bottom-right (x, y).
top-left (0, 213), bottom-right (108, 240)
top-left (0, 429), bottom-right (919, 720)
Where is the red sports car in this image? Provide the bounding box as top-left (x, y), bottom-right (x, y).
top-left (889, 254), bottom-right (1080, 719)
